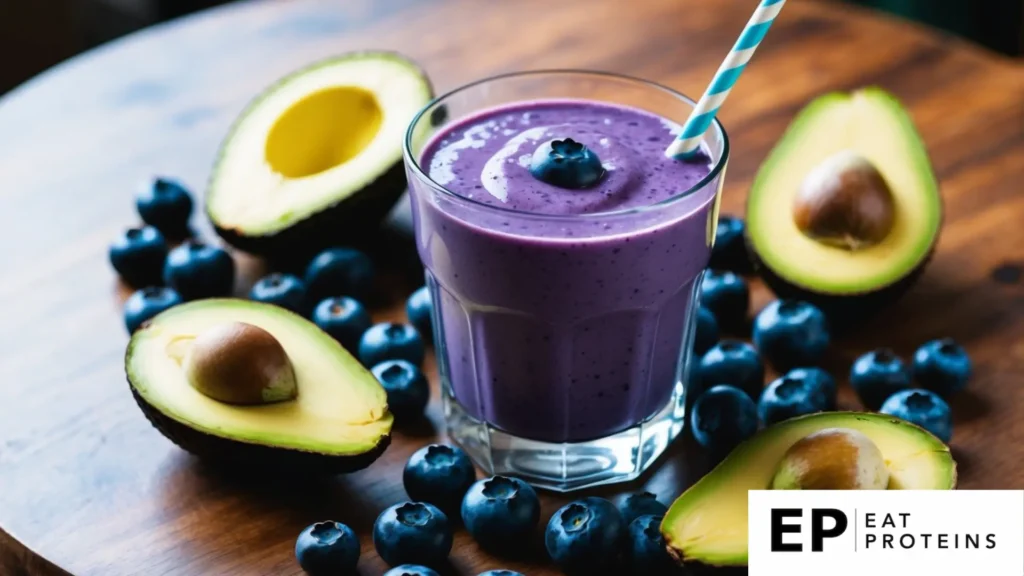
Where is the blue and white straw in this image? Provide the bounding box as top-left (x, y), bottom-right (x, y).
top-left (665, 0), bottom-right (788, 160)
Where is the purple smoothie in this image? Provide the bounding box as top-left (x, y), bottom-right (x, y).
top-left (408, 99), bottom-right (721, 443)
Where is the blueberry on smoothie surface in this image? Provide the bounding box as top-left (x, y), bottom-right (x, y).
top-left (752, 299), bottom-right (831, 371)
top-left (373, 501), bottom-right (453, 568)
top-left (136, 176), bottom-right (194, 238)
top-left (850, 348), bottom-right (912, 410)
top-left (690, 385), bottom-right (759, 454)
top-left (529, 137), bottom-right (605, 189)
top-left (709, 214), bottom-right (752, 274)
top-left (124, 286), bottom-right (183, 333)
top-left (371, 360), bottom-right (430, 422)
top-left (880, 389), bottom-right (953, 443)
top-left (303, 247), bottom-right (375, 303)
top-left (462, 475), bottom-right (541, 552)
top-left (294, 520), bottom-right (360, 576)
top-left (700, 269), bottom-right (750, 332)
top-left (545, 497), bottom-right (626, 574)
top-left (404, 444), bottom-right (476, 516)
top-left (697, 340), bottom-right (765, 400)
top-left (163, 240), bottom-right (235, 300)
top-left (912, 338), bottom-right (972, 397)
top-left (109, 226), bottom-right (168, 288)
top-left (249, 273), bottom-right (306, 313)
top-left (757, 374), bottom-right (830, 426)
top-left (312, 296), bottom-right (372, 353)
top-left (359, 322), bottom-right (425, 367)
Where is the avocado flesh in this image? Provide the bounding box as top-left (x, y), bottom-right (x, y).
top-left (746, 87), bottom-right (941, 297)
top-left (661, 412), bottom-right (955, 567)
top-left (206, 52), bottom-right (434, 262)
top-left (126, 299), bottom-right (393, 469)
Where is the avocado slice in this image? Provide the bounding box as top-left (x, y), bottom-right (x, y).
top-left (661, 412), bottom-right (956, 567)
top-left (206, 51), bottom-right (434, 264)
top-left (125, 298), bottom-right (393, 473)
top-left (745, 87), bottom-right (942, 328)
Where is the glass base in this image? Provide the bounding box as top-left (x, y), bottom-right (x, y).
top-left (443, 382), bottom-right (686, 492)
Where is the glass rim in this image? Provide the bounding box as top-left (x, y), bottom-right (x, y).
top-left (402, 69), bottom-right (730, 220)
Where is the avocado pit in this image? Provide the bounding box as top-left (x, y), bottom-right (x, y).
top-left (183, 321), bottom-right (297, 405)
top-left (793, 149), bottom-right (896, 251)
top-left (771, 427), bottom-right (889, 490)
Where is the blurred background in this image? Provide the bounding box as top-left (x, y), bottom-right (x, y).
top-left (1, 0), bottom-right (1022, 96)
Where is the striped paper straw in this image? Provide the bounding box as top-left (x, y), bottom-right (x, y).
top-left (665, 0), bottom-right (787, 160)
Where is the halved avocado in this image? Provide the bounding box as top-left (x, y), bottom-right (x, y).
top-left (745, 87), bottom-right (942, 329)
top-left (661, 412), bottom-right (956, 567)
top-left (125, 298), bottom-right (393, 473)
top-left (206, 51), bottom-right (434, 264)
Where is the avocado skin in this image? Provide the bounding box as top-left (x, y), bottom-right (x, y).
top-left (746, 236), bottom-right (936, 333)
top-left (210, 160), bottom-right (408, 267)
top-left (129, 385), bottom-right (390, 474)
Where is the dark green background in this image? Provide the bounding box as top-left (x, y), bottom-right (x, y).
top-left (849, 0), bottom-right (1023, 56)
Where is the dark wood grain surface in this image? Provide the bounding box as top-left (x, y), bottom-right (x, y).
top-left (0, 0), bottom-right (1022, 574)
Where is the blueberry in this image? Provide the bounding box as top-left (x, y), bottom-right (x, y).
top-left (294, 520), bottom-right (359, 576)
top-left (404, 444), bottom-right (476, 516)
top-left (359, 322), bottom-right (425, 367)
top-left (373, 501), bottom-right (452, 568)
top-left (850, 348), bottom-right (911, 410)
top-left (758, 374), bottom-right (830, 426)
top-left (406, 286), bottom-right (433, 341)
top-left (614, 492), bottom-right (667, 527)
top-left (752, 300), bottom-right (830, 371)
top-left (477, 571), bottom-right (525, 576)
top-left (697, 340), bottom-right (765, 399)
top-left (304, 247), bottom-right (374, 303)
top-left (462, 475), bottom-right (540, 553)
top-left (627, 515), bottom-right (676, 575)
top-left (693, 305), bottom-right (719, 357)
top-left (912, 338), bottom-right (972, 398)
top-left (529, 138), bottom-right (605, 189)
top-left (312, 297), bottom-right (372, 353)
top-left (709, 214), bottom-right (751, 274)
top-left (880, 389), bottom-right (953, 443)
top-left (700, 269), bottom-right (749, 332)
top-left (124, 287), bottom-right (183, 333)
top-left (545, 497), bottom-right (626, 575)
top-left (109, 226), bottom-right (168, 288)
top-left (372, 360), bottom-right (429, 421)
top-left (163, 240), bottom-right (235, 300)
top-left (136, 177), bottom-right (193, 237)
top-left (250, 273), bottom-right (306, 313)
top-left (691, 385), bottom-right (758, 454)
top-left (383, 566), bottom-right (440, 576)
top-left (783, 367), bottom-right (838, 410)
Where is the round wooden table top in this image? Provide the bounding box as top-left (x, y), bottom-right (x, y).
top-left (1, 0), bottom-right (1023, 574)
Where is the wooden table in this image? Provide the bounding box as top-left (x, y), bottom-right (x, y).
top-left (1, 0), bottom-right (1022, 574)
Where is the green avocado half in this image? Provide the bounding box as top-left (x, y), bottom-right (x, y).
top-left (661, 412), bottom-right (956, 568)
top-left (125, 298), bottom-right (393, 473)
top-left (745, 87), bottom-right (942, 329)
top-left (206, 51), bottom-right (434, 264)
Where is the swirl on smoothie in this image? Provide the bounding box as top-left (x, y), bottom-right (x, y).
top-left (424, 101), bottom-right (711, 216)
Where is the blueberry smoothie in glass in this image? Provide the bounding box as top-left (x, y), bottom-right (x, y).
top-left (404, 72), bottom-right (727, 491)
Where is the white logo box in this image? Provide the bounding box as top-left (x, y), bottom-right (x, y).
top-left (749, 490), bottom-right (1024, 575)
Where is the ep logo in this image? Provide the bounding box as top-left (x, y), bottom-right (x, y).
top-left (771, 508), bottom-right (848, 552)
